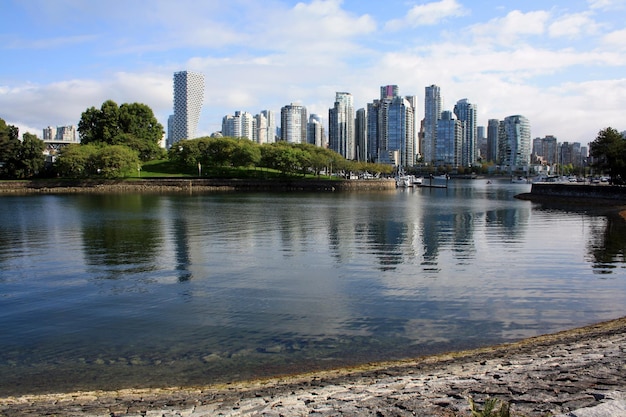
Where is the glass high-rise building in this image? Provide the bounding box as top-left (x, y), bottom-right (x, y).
top-left (435, 111), bottom-right (462, 167)
top-left (423, 85), bottom-right (442, 165)
top-left (355, 108), bottom-right (367, 162)
top-left (366, 86), bottom-right (416, 167)
top-left (487, 119), bottom-right (500, 163)
top-left (499, 115), bottom-right (531, 171)
top-left (307, 114), bottom-right (325, 147)
top-left (328, 92), bottom-right (355, 160)
top-left (168, 71), bottom-right (205, 147)
top-left (453, 98), bottom-right (478, 167)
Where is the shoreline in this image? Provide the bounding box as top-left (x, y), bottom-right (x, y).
top-left (0, 178), bottom-right (396, 194)
top-left (2, 317), bottom-right (625, 416)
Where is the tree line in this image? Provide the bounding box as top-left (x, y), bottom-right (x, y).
top-left (1, 100), bottom-right (625, 182)
top-left (168, 137), bottom-right (393, 178)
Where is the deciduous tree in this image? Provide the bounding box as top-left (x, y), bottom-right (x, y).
top-left (590, 127), bottom-right (626, 184)
top-left (78, 100), bottom-right (164, 161)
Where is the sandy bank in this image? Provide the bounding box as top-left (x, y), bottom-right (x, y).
top-left (2, 317), bottom-right (625, 416)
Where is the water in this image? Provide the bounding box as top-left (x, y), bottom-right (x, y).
top-left (1, 180), bottom-right (625, 395)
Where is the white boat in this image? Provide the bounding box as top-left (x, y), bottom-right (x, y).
top-left (511, 176), bottom-right (528, 183)
top-left (396, 175), bottom-right (415, 187)
top-left (413, 177), bottom-right (423, 186)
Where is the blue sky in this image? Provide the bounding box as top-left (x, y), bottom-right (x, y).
top-left (1, 0), bottom-right (625, 146)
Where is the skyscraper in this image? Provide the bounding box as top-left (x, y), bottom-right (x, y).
top-left (280, 103), bottom-right (308, 143)
top-left (355, 108), bottom-right (367, 162)
top-left (328, 92), bottom-right (355, 160)
top-left (222, 111), bottom-right (254, 140)
top-left (453, 98), bottom-right (478, 167)
top-left (168, 71), bottom-right (204, 147)
top-left (487, 119), bottom-right (500, 163)
top-left (307, 114), bottom-right (325, 147)
top-left (499, 115), bottom-right (531, 171)
top-left (366, 86), bottom-right (416, 167)
top-left (380, 85), bottom-right (399, 100)
top-left (366, 101), bottom-right (380, 163)
top-left (258, 110), bottom-right (276, 144)
top-left (435, 111), bottom-right (462, 167)
top-left (423, 85), bottom-right (442, 165)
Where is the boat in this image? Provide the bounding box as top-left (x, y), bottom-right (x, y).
top-left (511, 176), bottom-right (528, 183)
top-left (413, 177), bottom-right (423, 186)
top-left (396, 175), bottom-right (415, 187)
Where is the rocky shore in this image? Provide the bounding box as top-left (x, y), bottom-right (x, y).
top-left (2, 317), bottom-right (625, 417)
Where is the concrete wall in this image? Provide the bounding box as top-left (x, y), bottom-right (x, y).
top-left (530, 183), bottom-right (626, 201)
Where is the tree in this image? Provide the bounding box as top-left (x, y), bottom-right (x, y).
top-left (78, 100), bottom-right (164, 161)
top-left (0, 118), bottom-right (21, 178)
top-left (590, 127), bottom-right (626, 184)
top-left (56, 143), bottom-right (139, 178)
top-left (96, 145), bottom-right (141, 178)
top-left (16, 133), bottom-right (46, 177)
top-left (231, 139), bottom-right (261, 168)
top-left (56, 144), bottom-right (99, 178)
top-left (0, 119), bottom-right (45, 179)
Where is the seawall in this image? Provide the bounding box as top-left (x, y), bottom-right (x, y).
top-left (516, 183), bottom-right (626, 205)
top-left (0, 178), bottom-right (397, 194)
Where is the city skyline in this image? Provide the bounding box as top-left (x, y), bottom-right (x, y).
top-left (1, 0), bottom-right (625, 146)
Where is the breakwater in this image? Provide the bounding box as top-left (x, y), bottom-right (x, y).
top-left (516, 183), bottom-right (626, 204)
top-left (0, 178), bottom-right (396, 194)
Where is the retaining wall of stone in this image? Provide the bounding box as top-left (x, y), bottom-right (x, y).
top-left (0, 178), bottom-right (396, 194)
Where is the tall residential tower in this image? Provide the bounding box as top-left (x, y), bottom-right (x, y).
top-left (280, 103), bottom-right (308, 143)
top-left (168, 71), bottom-right (205, 147)
top-left (423, 85), bottom-right (442, 165)
top-left (328, 92), bottom-right (355, 160)
top-left (453, 98), bottom-right (478, 167)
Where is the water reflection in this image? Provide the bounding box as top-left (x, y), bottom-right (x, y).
top-left (587, 213), bottom-right (626, 274)
top-left (78, 195), bottom-right (162, 278)
top-left (1, 184), bottom-right (625, 395)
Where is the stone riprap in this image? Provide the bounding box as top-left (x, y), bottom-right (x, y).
top-left (1, 317), bottom-right (625, 417)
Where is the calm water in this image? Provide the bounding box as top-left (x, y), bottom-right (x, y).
top-left (1, 180), bottom-right (625, 395)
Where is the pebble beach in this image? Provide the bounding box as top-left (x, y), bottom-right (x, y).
top-left (2, 317), bottom-right (625, 417)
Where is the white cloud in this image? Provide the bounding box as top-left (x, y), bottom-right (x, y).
top-left (602, 28), bottom-right (626, 49)
top-left (385, 0), bottom-right (467, 31)
top-left (470, 10), bottom-right (549, 45)
top-left (587, 0), bottom-right (626, 10)
top-left (548, 12), bottom-right (600, 38)
top-left (0, 73), bottom-right (172, 135)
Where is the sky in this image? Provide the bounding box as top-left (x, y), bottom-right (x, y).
top-left (1, 0), bottom-right (625, 148)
